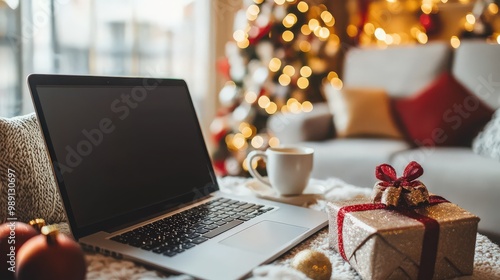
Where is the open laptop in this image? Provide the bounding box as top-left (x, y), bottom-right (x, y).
top-left (28, 74), bottom-right (327, 280)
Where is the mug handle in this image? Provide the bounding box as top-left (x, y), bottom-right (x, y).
top-left (246, 150), bottom-right (271, 187)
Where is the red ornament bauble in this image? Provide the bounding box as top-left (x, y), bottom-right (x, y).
top-left (16, 226), bottom-right (86, 280)
top-left (419, 13), bottom-right (441, 35)
top-left (213, 160), bottom-right (228, 176)
top-left (0, 222), bottom-right (39, 280)
top-left (248, 24), bottom-right (271, 45)
top-left (216, 57), bottom-right (231, 80)
top-left (212, 128), bottom-right (228, 144)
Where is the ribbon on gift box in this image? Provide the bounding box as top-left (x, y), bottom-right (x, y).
top-left (372, 161), bottom-right (430, 207)
top-left (336, 162), bottom-right (449, 280)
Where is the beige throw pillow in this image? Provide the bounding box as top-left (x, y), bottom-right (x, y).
top-left (326, 87), bottom-right (402, 139)
top-left (0, 113), bottom-right (66, 224)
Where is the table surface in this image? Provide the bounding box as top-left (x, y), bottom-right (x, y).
top-left (84, 177), bottom-right (500, 279)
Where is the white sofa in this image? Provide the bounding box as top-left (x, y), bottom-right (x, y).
top-left (268, 40), bottom-right (500, 238)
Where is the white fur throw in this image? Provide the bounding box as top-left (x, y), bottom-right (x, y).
top-left (473, 108), bottom-right (500, 162)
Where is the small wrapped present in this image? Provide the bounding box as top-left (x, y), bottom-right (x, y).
top-left (328, 161), bottom-right (479, 280)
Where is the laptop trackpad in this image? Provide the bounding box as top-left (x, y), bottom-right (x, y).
top-left (219, 220), bottom-right (308, 255)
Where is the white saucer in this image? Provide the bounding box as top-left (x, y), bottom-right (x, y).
top-left (244, 179), bottom-right (322, 206)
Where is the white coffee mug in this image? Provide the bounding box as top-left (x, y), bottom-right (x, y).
top-left (246, 146), bottom-right (314, 196)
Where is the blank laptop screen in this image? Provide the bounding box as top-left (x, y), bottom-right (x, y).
top-left (34, 82), bottom-right (217, 233)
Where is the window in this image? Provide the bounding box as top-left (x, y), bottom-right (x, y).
top-left (0, 1), bottom-right (21, 116)
top-left (0, 0), bottom-right (215, 125)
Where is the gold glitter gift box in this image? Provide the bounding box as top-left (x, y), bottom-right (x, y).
top-left (327, 197), bottom-right (479, 280)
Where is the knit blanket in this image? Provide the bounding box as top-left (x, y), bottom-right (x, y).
top-left (85, 177), bottom-right (500, 279)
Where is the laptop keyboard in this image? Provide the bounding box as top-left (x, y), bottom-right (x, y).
top-left (110, 197), bottom-right (275, 257)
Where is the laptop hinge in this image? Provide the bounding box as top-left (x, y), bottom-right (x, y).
top-left (104, 194), bottom-right (214, 233)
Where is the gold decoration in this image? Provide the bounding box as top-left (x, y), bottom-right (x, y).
top-left (291, 249), bottom-right (332, 280)
top-left (41, 225), bottom-right (59, 245)
top-left (29, 218), bottom-right (46, 232)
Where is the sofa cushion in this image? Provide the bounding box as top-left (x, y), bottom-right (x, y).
top-left (452, 40), bottom-right (500, 109)
top-left (473, 108), bottom-right (500, 162)
top-left (304, 138), bottom-right (410, 188)
top-left (267, 103), bottom-right (334, 144)
top-left (393, 72), bottom-right (494, 147)
top-left (325, 87), bottom-right (402, 139)
top-left (0, 113), bottom-right (66, 224)
top-left (391, 147), bottom-right (500, 235)
top-left (342, 42), bottom-right (450, 97)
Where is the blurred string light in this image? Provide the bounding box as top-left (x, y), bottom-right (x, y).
top-left (300, 66), bottom-right (312, 77)
top-left (421, 0), bottom-right (433, 14)
top-left (239, 122), bottom-right (256, 138)
top-left (268, 57), bottom-right (282, 72)
top-left (233, 30), bottom-right (246, 42)
top-left (225, 133), bottom-right (249, 151)
top-left (258, 95), bottom-right (270, 108)
top-left (346, 24), bottom-right (358, 37)
top-left (450, 36), bottom-right (461, 48)
top-left (353, 0), bottom-right (500, 47)
top-left (246, 4), bottom-right (260, 21)
top-left (283, 65), bottom-right (295, 76)
top-left (245, 91), bottom-right (258, 103)
top-left (282, 30), bottom-right (294, 41)
top-left (265, 102), bottom-right (278, 114)
top-left (251, 135), bottom-right (264, 148)
top-left (299, 40), bottom-right (311, 52)
top-left (323, 70), bottom-right (343, 90)
top-left (269, 137), bottom-right (280, 147)
top-left (489, 3), bottom-right (499, 14)
top-left (234, 27), bottom-right (250, 48)
top-left (301, 24), bottom-right (312, 35)
top-left (297, 1), bottom-right (308, 13)
top-left (308, 18), bottom-right (320, 31)
top-left (283, 13), bottom-right (298, 28)
top-left (374, 28), bottom-right (386, 41)
top-left (278, 74), bottom-right (291, 86)
top-left (297, 77), bottom-right (309, 89)
top-left (321, 11), bottom-right (335, 26)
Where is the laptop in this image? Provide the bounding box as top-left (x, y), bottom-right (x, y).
top-left (27, 74), bottom-right (327, 280)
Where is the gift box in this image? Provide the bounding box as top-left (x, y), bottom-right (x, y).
top-left (328, 162), bottom-right (480, 280)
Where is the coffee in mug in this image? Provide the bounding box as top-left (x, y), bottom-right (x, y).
top-left (246, 146), bottom-right (314, 196)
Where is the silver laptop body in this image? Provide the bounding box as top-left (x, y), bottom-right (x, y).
top-left (28, 74), bottom-right (327, 280)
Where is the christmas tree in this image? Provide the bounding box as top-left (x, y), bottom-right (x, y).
top-left (211, 0), bottom-right (343, 176)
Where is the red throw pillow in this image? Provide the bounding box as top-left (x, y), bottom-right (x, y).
top-left (393, 72), bottom-right (494, 147)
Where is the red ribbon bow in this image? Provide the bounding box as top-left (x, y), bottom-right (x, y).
top-left (373, 161), bottom-right (429, 207)
top-left (376, 161), bottom-right (423, 188)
